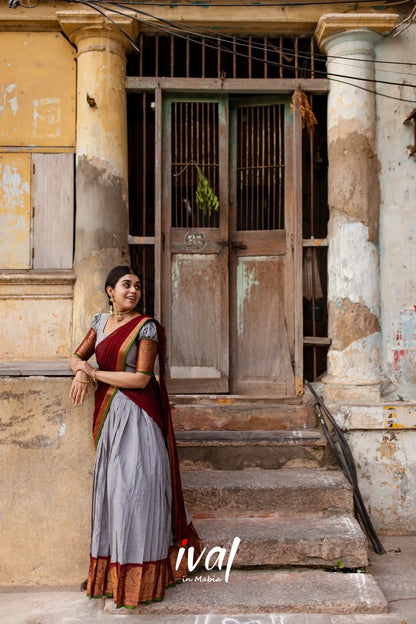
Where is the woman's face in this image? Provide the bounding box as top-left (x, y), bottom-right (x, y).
top-left (107, 273), bottom-right (141, 312)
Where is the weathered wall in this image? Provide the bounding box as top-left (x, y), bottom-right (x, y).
top-left (57, 12), bottom-right (134, 345)
top-left (331, 401), bottom-right (416, 534)
top-left (0, 31), bottom-right (76, 360)
top-left (377, 25), bottom-right (416, 398)
top-left (0, 32), bottom-right (76, 147)
top-left (0, 378), bottom-right (95, 588)
top-left (0, 275), bottom-right (74, 360)
top-left (326, 22), bottom-right (416, 535)
top-left (0, 153), bottom-right (31, 269)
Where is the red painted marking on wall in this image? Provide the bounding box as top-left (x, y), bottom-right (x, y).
top-left (393, 349), bottom-right (405, 369)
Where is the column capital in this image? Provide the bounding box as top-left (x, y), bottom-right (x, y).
top-left (56, 9), bottom-right (138, 52)
top-left (315, 13), bottom-right (398, 52)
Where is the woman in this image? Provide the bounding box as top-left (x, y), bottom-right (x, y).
top-left (69, 266), bottom-right (203, 608)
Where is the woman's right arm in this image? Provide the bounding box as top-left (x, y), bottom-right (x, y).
top-left (69, 324), bottom-right (98, 406)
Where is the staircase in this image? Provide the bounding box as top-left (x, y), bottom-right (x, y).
top-left (131, 397), bottom-right (389, 616)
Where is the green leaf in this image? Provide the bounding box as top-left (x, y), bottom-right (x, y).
top-left (195, 166), bottom-right (219, 217)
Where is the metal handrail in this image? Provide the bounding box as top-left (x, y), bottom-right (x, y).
top-left (306, 381), bottom-right (385, 556)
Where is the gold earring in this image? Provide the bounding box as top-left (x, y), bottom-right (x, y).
top-left (109, 296), bottom-right (114, 315)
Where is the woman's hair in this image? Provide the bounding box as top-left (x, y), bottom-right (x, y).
top-left (104, 266), bottom-right (138, 298)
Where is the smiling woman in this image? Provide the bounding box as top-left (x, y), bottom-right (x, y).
top-left (68, 265), bottom-right (203, 608)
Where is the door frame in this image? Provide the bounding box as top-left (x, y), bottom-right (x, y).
top-left (161, 93), bottom-right (230, 393)
top-left (228, 95), bottom-right (302, 396)
top-left (153, 86), bottom-right (303, 395)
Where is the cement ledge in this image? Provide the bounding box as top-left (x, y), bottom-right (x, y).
top-left (0, 361), bottom-right (73, 376)
top-left (329, 403), bottom-right (416, 430)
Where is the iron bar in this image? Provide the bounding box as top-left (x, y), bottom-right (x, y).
top-left (155, 34), bottom-right (159, 77)
top-left (248, 36), bottom-right (252, 79)
top-left (264, 35), bottom-right (268, 79)
top-left (250, 106), bottom-right (254, 230)
top-left (142, 92), bottom-right (147, 236)
top-left (190, 101), bottom-right (195, 226)
top-left (142, 246), bottom-right (146, 312)
top-left (202, 36), bottom-right (206, 78)
top-left (185, 102), bottom-right (189, 227)
top-left (279, 104), bottom-right (284, 229)
top-left (233, 36), bottom-right (237, 79)
top-left (306, 382), bottom-right (385, 556)
top-left (139, 32), bottom-right (143, 76)
top-left (311, 36), bottom-right (315, 79)
top-left (196, 101), bottom-right (200, 227)
top-left (261, 105), bottom-right (265, 229)
top-left (129, 34), bottom-right (323, 82)
top-left (267, 104), bottom-right (271, 229)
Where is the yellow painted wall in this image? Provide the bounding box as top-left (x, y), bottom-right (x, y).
top-left (0, 153), bottom-right (31, 268)
top-left (0, 278), bottom-right (74, 359)
top-left (0, 31), bottom-right (76, 359)
top-left (0, 32), bottom-right (76, 147)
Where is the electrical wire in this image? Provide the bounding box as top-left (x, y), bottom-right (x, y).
top-left (81, 0), bottom-right (416, 102)
top-left (105, 0), bottom-right (416, 88)
top-left (128, 10), bottom-right (416, 70)
top-left (91, 0), bottom-right (410, 7)
top-left (32, 0), bottom-right (416, 70)
top-left (14, 0), bottom-right (416, 102)
top-left (78, 0), bottom-right (140, 50)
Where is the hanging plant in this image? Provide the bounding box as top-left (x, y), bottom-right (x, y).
top-left (195, 165), bottom-right (219, 217)
top-left (174, 162), bottom-right (219, 217)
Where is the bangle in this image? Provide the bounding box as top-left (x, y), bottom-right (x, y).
top-left (92, 369), bottom-right (97, 384)
top-left (75, 377), bottom-right (89, 384)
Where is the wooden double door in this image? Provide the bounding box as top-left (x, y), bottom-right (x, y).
top-left (161, 94), bottom-right (302, 396)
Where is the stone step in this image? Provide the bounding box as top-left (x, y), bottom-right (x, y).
top-left (0, 593), bottom-right (399, 624)
top-left (171, 398), bottom-right (317, 431)
top-left (177, 429), bottom-right (328, 469)
top-left (107, 569), bottom-right (388, 615)
top-left (193, 514), bottom-right (368, 568)
top-left (182, 468), bottom-right (354, 517)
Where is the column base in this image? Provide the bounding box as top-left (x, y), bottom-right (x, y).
top-left (323, 377), bottom-right (381, 403)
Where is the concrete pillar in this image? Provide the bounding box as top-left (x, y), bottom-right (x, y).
top-left (57, 11), bottom-right (138, 342)
top-left (315, 14), bottom-right (397, 402)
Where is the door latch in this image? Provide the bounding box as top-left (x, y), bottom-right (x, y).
top-left (231, 241), bottom-right (247, 250)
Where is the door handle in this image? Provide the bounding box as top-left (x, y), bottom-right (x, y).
top-left (231, 241), bottom-right (247, 250)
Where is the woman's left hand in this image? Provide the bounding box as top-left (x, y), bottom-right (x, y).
top-left (72, 359), bottom-right (95, 378)
top-left (69, 376), bottom-right (89, 406)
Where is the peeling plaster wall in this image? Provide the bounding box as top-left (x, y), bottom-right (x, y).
top-left (69, 25), bottom-right (131, 344)
top-left (0, 153), bottom-right (31, 269)
top-left (377, 25), bottom-right (416, 397)
top-left (332, 402), bottom-right (416, 533)
top-left (0, 379), bottom-right (94, 587)
top-left (0, 32), bottom-right (76, 147)
top-left (324, 30), bottom-right (382, 398)
top-left (346, 429), bottom-right (416, 534)
top-left (0, 31), bottom-right (76, 359)
top-left (324, 23), bottom-right (416, 534)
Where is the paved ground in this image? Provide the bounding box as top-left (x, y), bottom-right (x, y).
top-left (0, 536), bottom-right (415, 624)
